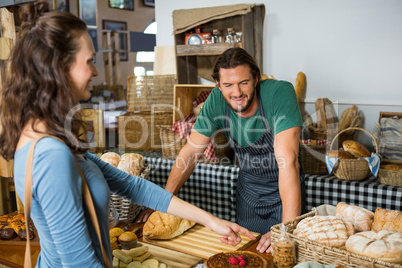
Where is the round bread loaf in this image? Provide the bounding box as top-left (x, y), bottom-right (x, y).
top-left (117, 153), bottom-right (144, 176)
top-left (327, 150), bottom-right (355, 159)
top-left (335, 202), bottom-right (374, 232)
top-left (293, 216), bottom-right (355, 247)
top-left (100, 152), bottom-right (121, 167)
top-left (342, 140), bottom-right (370, 158)
top-left (345, 230), bottom-right (402, 264)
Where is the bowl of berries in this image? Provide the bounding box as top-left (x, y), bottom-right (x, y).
top-left (205, 251), bottom-right (268, 267)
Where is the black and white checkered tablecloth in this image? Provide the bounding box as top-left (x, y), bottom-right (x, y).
top-left (304, 174), bottom-right (402, 212)
top-left (145, 156), bottom-right (239, 222)
top-left (143, 156), bottom-right (402, 222)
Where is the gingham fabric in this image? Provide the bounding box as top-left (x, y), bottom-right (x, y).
top-left (305, 174), bottom-right (402, 212)
top-left (144, 156), bottom-right (239, 222)
top-left (171, 90), bottom-right (218, 162)
top-left (143, 156), bottom-right (402, 222)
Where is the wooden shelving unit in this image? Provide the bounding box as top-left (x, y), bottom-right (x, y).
top-left (174, 5), bottom-right (264, 84)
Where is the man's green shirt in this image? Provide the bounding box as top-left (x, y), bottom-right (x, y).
top-left (193, 79), bottom-right (303, 147)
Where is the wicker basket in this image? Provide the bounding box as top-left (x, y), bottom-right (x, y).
top-left (117, 111), bottom-right (173, 151)
top-left (310, 116), bottom-right (361, 147)
top-left (378, 159), bottom-right (402, 187)
top-left (126, 75), bottom-right (176, 112)
top-left (271, 210), bottom-right (402, 268)
top-left (300, 142), bottom-right (329, 175)
top-left (158, 125), bottom-right (235, 164)
top-left (110, 164), bottom-right (151, 224)
top-left (329, 127), bottom-right (379, 181)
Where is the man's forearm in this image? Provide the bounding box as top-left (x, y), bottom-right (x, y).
top-left (278, 164), bottom-right (301, 222)
top-left (164, 143), bottom-right (199, 195)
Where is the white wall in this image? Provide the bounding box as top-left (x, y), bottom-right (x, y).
top-left (155, 0), bottom-right (402, 150)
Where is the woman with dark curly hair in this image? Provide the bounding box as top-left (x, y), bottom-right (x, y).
top-left (0, 1), bottom-right (255, 267)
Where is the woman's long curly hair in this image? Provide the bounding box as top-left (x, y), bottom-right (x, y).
top-left (0, 0), bottom-right (89, 160)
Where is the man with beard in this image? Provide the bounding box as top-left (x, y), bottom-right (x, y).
top-left (138, 47), bottom-right (306, 254)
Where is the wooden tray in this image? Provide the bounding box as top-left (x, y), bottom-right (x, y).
top-left (0, 212), bottom-right (39, 246)
top-left (137, 242), bottom-right (203, 268)
top-left (143, 224), bottom-right (260, 259)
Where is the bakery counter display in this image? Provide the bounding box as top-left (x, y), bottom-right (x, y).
top-left (271, 202), bottom-right (402, 267)
top-left (109, 212), bottom-right (270, 268)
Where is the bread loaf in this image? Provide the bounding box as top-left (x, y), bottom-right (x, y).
top-left (335, 202), bottom-right (374, 232)
top-left (294, 72), bottom-right (306, 103)
top-left (323, 98), bottom-right (337, 129)
top-left (293, 216), bottom-right (355, 247)
top-left (383, 164), bottom-right (401, 171)
top-left (345, 230), bottom-right (402, 264)
top-left (315, 98), bottom-right (327, 129)
top-left (372, 208), bottom-right (402, 233)
top-left (342, 140), bottom-right (370, 158)
top-left (143, 211), bottom-right (196, 239)
top-left (117, 153), bottom-right (144, 176)
top-left (327, 150), bottom-right (355, 159)
top-left (100, 152), bottom-right (121, 167)
top-left (338, 105), bottom-right (357, 131)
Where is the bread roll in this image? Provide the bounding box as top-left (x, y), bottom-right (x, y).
top-left (327, 150), bottom-right (355, 159)
top-left (335, 202), bottom-right (374, 232)
top-left (117, 153), bottom-right (144, 176)
top-left (293, 216), bottom-right (355, 247)
top-left (372, 208), bottom-right (402, 233)
top-left (143, 211), bottom-right (196, 239)
top-left (342, 140), bottom-right (370, 158)
top-left (346, 230), bottom-right (402, 264)
top-left (100, 152), bottom-right (121, 167)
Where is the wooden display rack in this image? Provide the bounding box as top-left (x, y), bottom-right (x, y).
top-left (101, 29), bottom-right (121, 86)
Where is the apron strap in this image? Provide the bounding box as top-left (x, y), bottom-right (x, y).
top-left (23, 135), bottom-right (111, 268)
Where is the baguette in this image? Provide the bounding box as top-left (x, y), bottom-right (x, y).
top-left (315, 98), bottom-right (326, 129)
top-left (323, 98), bottom-right (337, 129)
top-left (338, 105), bottom-right (358, 131)
top-left (294, 72), bottom-right (306, 103)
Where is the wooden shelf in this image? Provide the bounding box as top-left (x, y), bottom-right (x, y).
top-left (176, 43), bottom-right (240, 56)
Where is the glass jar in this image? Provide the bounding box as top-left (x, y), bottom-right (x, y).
top-left (235, 32), bottom-right (243, 43)
top-left (225, 28), bottom-right (235, 43)
top-left (212, 29), bottom-right (222, 43)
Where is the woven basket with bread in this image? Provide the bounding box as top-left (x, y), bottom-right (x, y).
top-left (100, 152), bottom-right (151, 224)
top-left (326, 127), bottom-right (379, 181)
top-left (306, 100), bottom-right (361, 145)
top-left (378, 160), bottom-right (402, 187)
top-left (271, 203), bottom-right (402, 267)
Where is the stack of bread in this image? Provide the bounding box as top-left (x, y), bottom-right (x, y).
top-left (293, 202), bottom-right (402, 264)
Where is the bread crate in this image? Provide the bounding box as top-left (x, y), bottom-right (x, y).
top-left (117, 111), bottom-right (173, 151)
top-left (173, 84), bottom-right (215, 123)
top-left (271, 210), bottom-right (402, 268)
